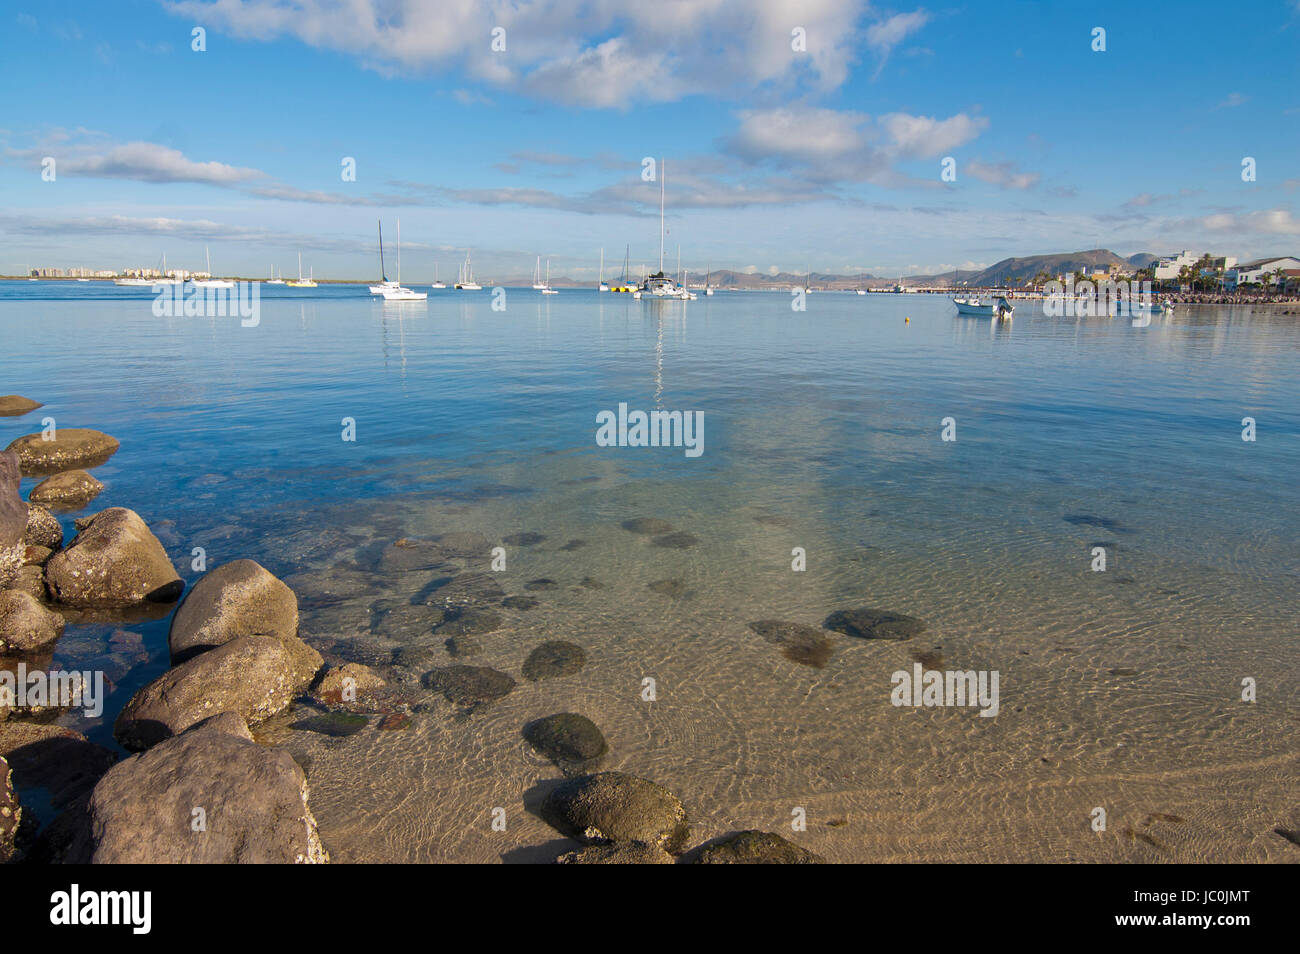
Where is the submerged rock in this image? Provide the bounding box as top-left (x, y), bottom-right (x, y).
top-left (539, 771), bottom-right (690, 853)
top-left (5, 429), bottom-right (120, 477)
top-left (823, 606), bottom-right (925, 641)
top-left (310, 663), bottom-right (385, 706)
top-left (621, 517), bottom-right (674, 535)
top-left (693, 830), bottom-right (826, 864)
top-left (423, 665), bottom-right (516, 705)
top-left (443, 635), bottom-right (483, 658)
top-left (556, 841), bottom-right (673, 864)
top-left (523, 578), bottom-right (558, 592)
top-left (115, 634), bottom-right (321, 750)
top-left (522, 640), bottom-right (586, 681)
top-left (430, 531), bottom-right (493, 561)
top-left (501, 595), bottom-right (539, 611)
top-left (0, 590), bottom-right (65, 652)
top-left (747, 620), bottom-right (835, 668)
top-left (432, 605), bottom-right (502, 636)
top-left (523, 713), bottom-right (607, 775)
top-left (502, 532), bottom-right (546, 547)
top-left (84, 715), bottom-right (327, 863)
top-left (651, 532), bottom-right (699, 549)
top-left (0, 395), bottom-right (42, 418)
top-left (378, 538), bottom-right (451, 574)
top-left (647, 578), bottom-right (690, 598)
top-left (22, 504), bottom-right (62, 550)
top-left (559, 539), bottom-right (587, 551)
top-left (27, 470), bottom-right (104, 509)
top-left (44, 508), bottom-right (183, 608)
top-left (424, 572), bottom-right (505, 607)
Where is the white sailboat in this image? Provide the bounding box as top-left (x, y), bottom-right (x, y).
top-left (532, 256), bottom-right (547, 290)
top-left (192, 247), bottom-right (234, 288)
top-left (430, 263), bottom-right (446, 290)
top-left (541, 258), bottom-right (558, 294)
top-left (455, 250), bottom-right (481, 290)
top-left (380, 220), bottom-right (427, 300)
top-left (369, 220), bottom-right (400, 295)
top-left (598, 248), bottom-right (609, 292)
top-left (266, 265), bottom-right (285, 285)
top-left (287, 252), bottom-right (316, 287)
top-left (639, 158), bottom-right (685, 300)
top-left (704, 264), bottom-right (714, 295)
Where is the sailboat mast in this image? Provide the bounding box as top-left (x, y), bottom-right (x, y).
top-left (599, 247), bottom-right (604, 283)
top-left (396, 219), bottom-right (401, 285)
top-left (659, 158), bottom-right (665, 273)
top-left (378, 219), bottom-right (387, 282)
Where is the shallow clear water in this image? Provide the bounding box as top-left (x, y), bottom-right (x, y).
top-left (3, 281), bottom-right (1297, 861)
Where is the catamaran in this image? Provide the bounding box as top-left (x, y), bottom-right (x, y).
top-left (191, 247), bottom-right (234, 288)
top-left (541, 258), bottom-right (558, 294)
top-left (455, 251), bottom-right (481, 290)
top-left (369, 220), bottom-right (400, 295)
top-left (380, 220), bottom-right (427, 301)
top-left (287, 252), bottom-right (317, 287)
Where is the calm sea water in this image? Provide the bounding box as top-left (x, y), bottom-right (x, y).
top-left (3, 280), bottom-right (1297, 861)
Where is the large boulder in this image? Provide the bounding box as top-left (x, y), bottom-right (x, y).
top-left (0, 451), bottom-right (24, 589)
top-left (115, 634), bottom-right (321, 750)
top-left (28, 470), bottom-right (104, 509)
top-left (0, 590), bottom-right (65, 652)
top-left (0, 755), bottom-right (20, 862)
top-left (539, 772), bottom-right (690, 854)
top-left (168, 559), bottom-right (299, 664)
top-left (0, 395), bottom-right (42, 418)
top-left (44, 508), bottom-right (183, 608)
top-left (5, 428), bottom-right (119, 477)
top-left (84, 714), bottom-right (327, 863)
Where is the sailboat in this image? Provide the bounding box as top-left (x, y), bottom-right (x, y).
top-left (455, 250), bottom-right (481, 290)
top-left (381, 220), bottom-right (427, 300)
top-left (541, 258), bottom-right (558, 294)
top-left (532, 256), bottom-right (547, 290)
top-left (639, 158), bottom-right (685, 299)
top-left (611, 245), bottom-right (635, 293)
top-left (266, 265), bottom-right (285, 285)
top-left (599, 248), bottom-right (609, 292)
top-left (192, 247), bottom-right (234, 288)
top-left (430, 263), bottom-right (445, 290)
top-left (370, 220), bottom-right (400, 295)
top-left (287, 252), bottom-right (316, 287)
top-left (704, 264), bottom-right (714, 295)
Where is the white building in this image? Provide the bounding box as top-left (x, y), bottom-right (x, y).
top-left (1224, 256), bottom-right (1300, 289)
top-left (1153, 250), bottom-right (1204, 281)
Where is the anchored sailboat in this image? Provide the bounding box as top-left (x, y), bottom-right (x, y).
top-left (532, 256), bottom-right (547, 290)
top-left (455, 250), bottom-right (481, 290)
top-left (192, 247), bottom-right (233, 288)
top-left (370, 220), bottom-right (400, 295)
top-left (380, 220), bottom-right (427, 300)
top-left (599, 248), bottom-right (609, 292)
top-left (430, 263), bottom-right (445, 290)
top-left (541, 258), bottom-right (558, 294)
top-left (287, 252), bottom-right (316, 287)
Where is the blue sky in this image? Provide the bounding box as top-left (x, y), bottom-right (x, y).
top-left (3, 0), bottom-right (1298, 280)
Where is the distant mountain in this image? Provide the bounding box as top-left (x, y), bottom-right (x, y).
top-left (1127, 252), bottom-right (1159, 267)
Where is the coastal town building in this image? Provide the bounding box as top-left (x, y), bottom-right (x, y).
top-left (1153, 250), bottom-right (1204, 280)
top-left (1224, 256), bottom-right (1300, 289)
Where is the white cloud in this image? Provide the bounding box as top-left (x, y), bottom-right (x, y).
top-left (865, 9), bottom-right (930, 76)
top-left (879, 112), bottom-right (988, 158)
top-left (965, 159), bottom-right (1040, 190)
top-left (61, 142), bottom-right (264, 185)
top-left (163, 0), bottom-right (871, 107)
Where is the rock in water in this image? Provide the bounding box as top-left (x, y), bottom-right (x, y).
top-left (43, 508), bottom-right (183, 608)
top-left (0, 590), bottom-right (65, 652)
top-left (432, 605), bottom-right (502, 636)
top-left (0, 451), bottom-right (25, 588)
top-left (823, 606), bottom-right (926, 641)
top-left (310, 663), bottom-right (385, 706)
top-left (523, 713), bottom-right (608, 775)
top-left (84, 715), bottom-right (327, 863)
top-left (693, 829), bottom-right (826, 864)
top-left (651, 532), bottom-right (699, 549)
top-left (540, 772), bottom-right (690, 854)
top-left (168, 559), bottom-right (299, 664)
top-left (522, 640), bottom-right (586, 681)
top-left (115, 634), bottom-right (321, 750)
top-left (747, 619), bottom-right (836, 668)
top-left (23, 504), bottom-right (62, 550)
top-left (0, 756), bottom-right (21, 863)
top-left (0, 395), bottom-right (43, 418)
top-left (28, 470), bottom-right (104, 508)
top-left (5, 429), bottom-right (120, 477)
top-left (556, 841), bottom-right (674, 864)
top-left (422, 665), bottom-right (516, 705)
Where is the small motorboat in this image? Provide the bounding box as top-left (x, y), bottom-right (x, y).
top-left (954, 295), bottom-right (1014, 318)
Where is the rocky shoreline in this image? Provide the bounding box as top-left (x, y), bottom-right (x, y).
top-left (1, 394), bottom-right (862, 864)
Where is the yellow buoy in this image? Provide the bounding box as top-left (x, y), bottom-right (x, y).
top-left (905, 316), bottom-right (910, 323)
